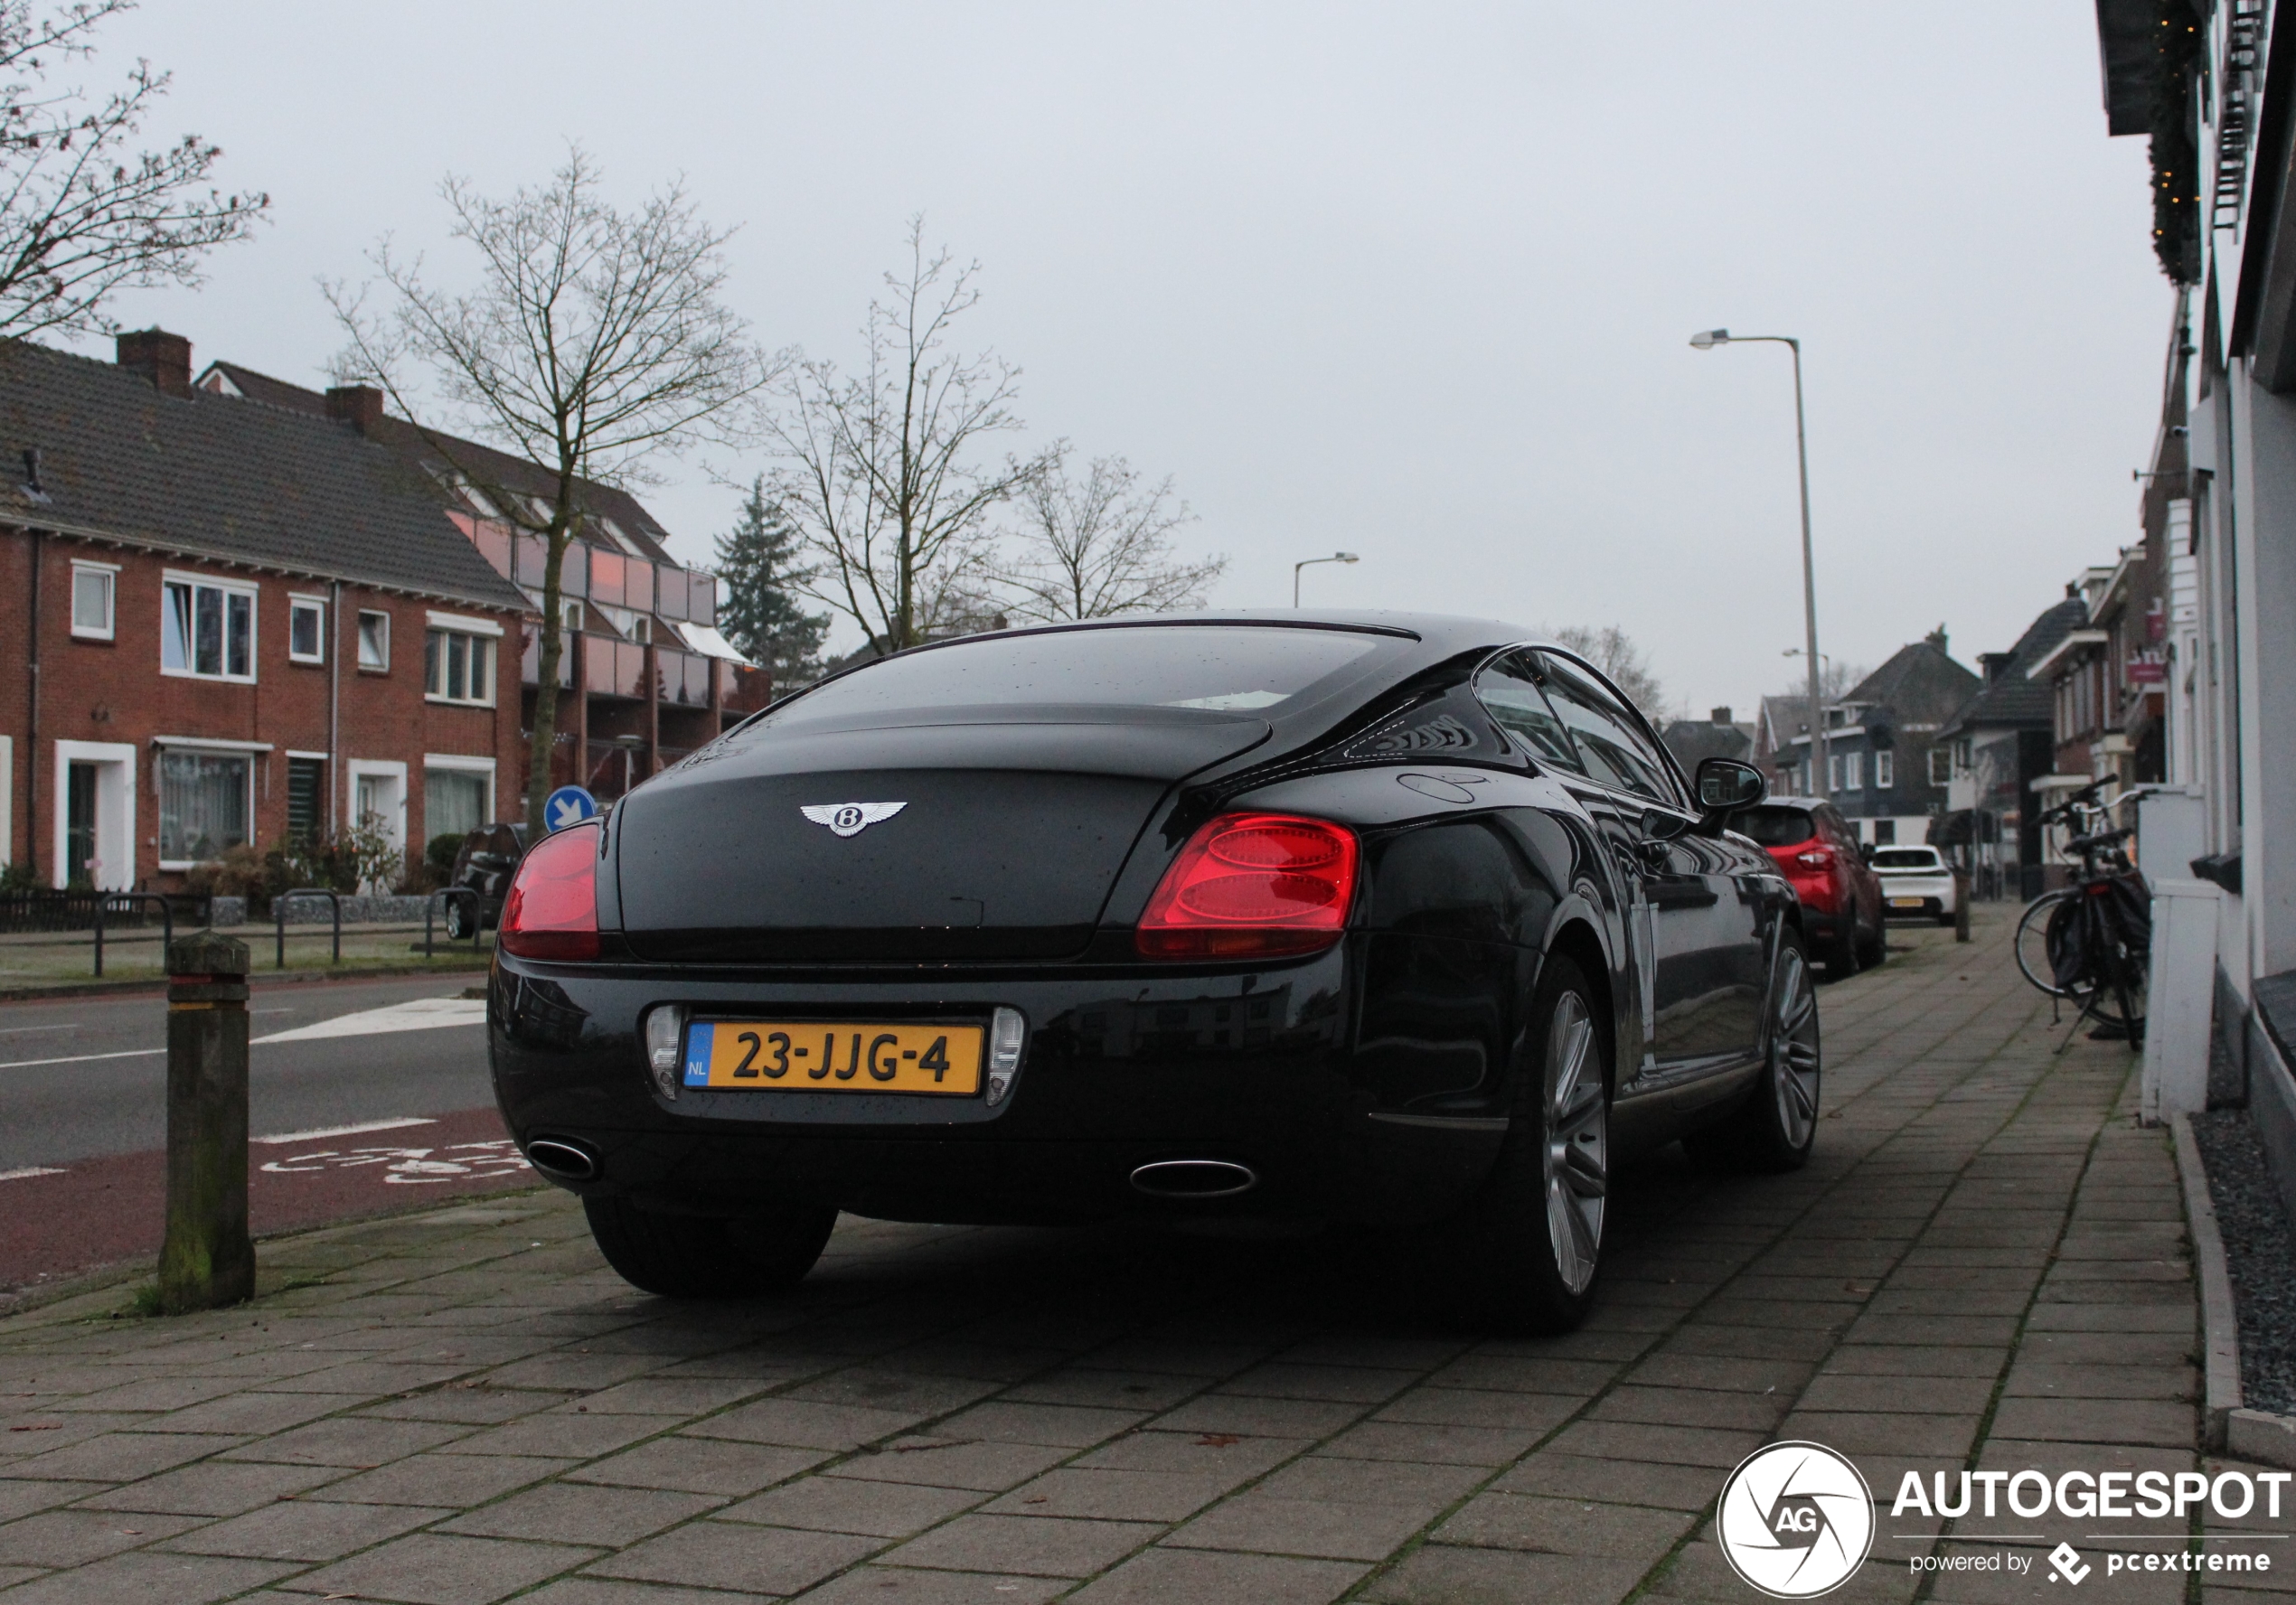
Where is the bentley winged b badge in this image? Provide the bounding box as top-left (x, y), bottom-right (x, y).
top-left (801, 802), bottom-right (908, 839)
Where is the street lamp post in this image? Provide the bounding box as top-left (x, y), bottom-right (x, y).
top-left (1293, 551), bottom-right (1360, 607)
top-left (1692, 329), bottom-right (1828, 801)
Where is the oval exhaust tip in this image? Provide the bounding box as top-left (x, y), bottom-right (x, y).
top-left (524, 1138), bottom-right (599, 1182)
top-left (1130, 1159), bottom-right (1258, 1199)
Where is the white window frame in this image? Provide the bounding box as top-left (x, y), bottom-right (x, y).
top-left (356, 609), bottom-right (391, 672)
top-left (0, 734), bottom-right (12, 872)
top-left (1827, 755), bottom-right (1842, 793)
top-left (287, 594), bottom-right (326, 665)
top-left (71, 559), bottom-right (118, 641)
top-left (423, 618), bottom-right (500, 709)
top-left (423, 753), bottom-right (496, 839)
top-left (1844, 752), bottom-right (1863, 791)
top-left (1874, 751), bottom-right (1895, 790)
top-left (154, 740), bottom-right (261, 872)
top-left (160, 568), bottom-right (259, 684)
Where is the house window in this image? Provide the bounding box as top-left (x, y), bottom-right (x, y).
top-left (562, 600), bottom-right (583, 633)
top-left (158, 750), bottom-right (249, 864)
top-left (357, 610), bottom-right (390, 671)
top-left (161, 577), bottom-right (255, 682)
top-left (425, 627), bottom-right (496, 706)
top-left (288, 598), bottom-right (325, 664)
top-left (1930, 747), bottom-right (1953, 785)
top-left (1843, 752), bottom-right (1863, 791)
top-left (1828, 755), bottom-right (1843, 792)
top-left (71, 563), bottom-right (115, 640)
top-left (425, 766), bottom-right (490, 840)
top-left (286, 757), bottom-right (325, 843)
top-left (1875, 751), bottom-right (1895, 790)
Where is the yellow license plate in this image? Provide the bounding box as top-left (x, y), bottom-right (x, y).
top-left (1889, 897), bottom-right (1923, 907)
top-left (682, 1021), bottom-right (983, 1094)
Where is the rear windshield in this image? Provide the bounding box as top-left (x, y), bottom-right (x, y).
top-left (767, 625), bottom-right (1388, 722)
top-left (1871, 849), bottom-right (1941, 869)
top-left (1735, 806), bottom-right (1816, 848)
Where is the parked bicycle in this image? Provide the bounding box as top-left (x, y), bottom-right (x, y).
top-left (2011, 783), bottom-right (2150, 1046)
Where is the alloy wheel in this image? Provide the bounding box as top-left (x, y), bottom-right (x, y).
top-left (1771, 947), bottom-right (1821, 1146)
top-left (1542, 991), bottom-right (1608, 1295)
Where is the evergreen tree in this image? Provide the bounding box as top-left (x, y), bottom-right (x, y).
top-left (715, 477), bottom-right (831, 687)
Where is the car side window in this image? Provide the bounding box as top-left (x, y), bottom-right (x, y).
top-left (1473, 652), bottom-right (1586, 774)
top-left (1532, 653), bottom-right (1678, 805)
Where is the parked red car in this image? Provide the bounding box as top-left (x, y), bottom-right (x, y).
top-left (1736, 799), bottom-right (1886, 976)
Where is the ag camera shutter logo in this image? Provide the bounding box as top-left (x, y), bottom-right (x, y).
top-left (1717, 1441), bottom-right (1876, 1598)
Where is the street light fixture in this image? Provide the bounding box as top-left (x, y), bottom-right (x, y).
top-left (1692, 327), bottom-right (1829, 800)
top-left (1294, 551), bottom-right (1360, 607)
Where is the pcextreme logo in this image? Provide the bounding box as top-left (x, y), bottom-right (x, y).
top-left (1716, 1441), bottom-right (1877, 1598)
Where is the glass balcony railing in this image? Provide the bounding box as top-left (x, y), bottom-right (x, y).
top-left (453, 512), bottom-right (719, 626)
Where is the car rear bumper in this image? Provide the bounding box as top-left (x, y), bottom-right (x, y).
top-left (1879, 879), bottom-right (1956, 915)
top-left (486, 942), bottom-right (1514, 1229)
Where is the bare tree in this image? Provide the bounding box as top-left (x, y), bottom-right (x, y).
top-left (326, 145), bottom-right (775, 835)
top-left (1548, 624), bottom-right (1664, 716)
top-left (1002, 450), bottom-right (1223, 622)
top-left (763, 219), bottom-right (1051, 653)
top-left (0, 0), bottom-right (266, 343)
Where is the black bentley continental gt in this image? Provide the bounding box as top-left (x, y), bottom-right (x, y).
top-left (488, 613), bottom-right (1821, 1331)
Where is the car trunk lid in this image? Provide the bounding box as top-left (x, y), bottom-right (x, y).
top-left (612, 711), bottom-right (1268, 962)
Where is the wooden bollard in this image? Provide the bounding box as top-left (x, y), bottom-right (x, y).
top-left (160, 932), bottom-right (254, 1312)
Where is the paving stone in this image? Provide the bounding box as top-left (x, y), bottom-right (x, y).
top-left (1984, 1396), bottom-right (2198, 1448)
top-left (0, 1549), bottom-right (297, 1604)
top-left (1150, 1394), bottom-right (1371, 1439)
top-left (1312, 1418), bottom-right (1540, 1465)
top-left (1589, 1384), bottom-right (1792, 1431)
top-left (564, 1435), bottom-right (833, 1496)
top-left (1489, 1451), bottom-right (1735, 1511)
top-left (1435, 1489), bottom-right (1697, 1557)
top-left (318, 1452), bottom-right (578, 1506)
top-left (1363, 1542), bottom-right (1651, 1603)
top-left (884, 1512), bottom-right (1161, 1576)
top-left (442, 1481), bottom-right (723, 1545)
top-left (720, 1474), bottom-right (982, 1536)
top-left (832, 1438), bottom-right (1072, 1493)
top-left (786, 1567), bottom-right (1068, 1603)
top-left (1069, 1430), bottom-right (1305, 1480)
top-left (683, 1397), bottom-right (935, 1451)
top-left (0, 1430), bottom-right (244, 1483)
top-left (1067, 1544), bottom-right (1368, 1604)
top-left (362, 1387), bottom-right (582, 1424)
top-left (984, 1467), bottom-right (1234, 1521)
top-left (282, 1530), bottom-right (604, 1603)
top-left (163, 1497), bottom-right (450, 1561)
top-left (586, 1517), bottom-right (884, 1594)
top-left (0, 1480), bottom-right (91, 1523)
top-left (0, 1506), bottom-right (203, 1566)
top-left (1545, 1419), bottom-right (1766, 1469)
top-left (221, 1414), bottom-right (467, 1468)
top-left (926, 1401), bottom-right (1147, 1448)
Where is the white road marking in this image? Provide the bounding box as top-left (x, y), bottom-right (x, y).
top-left (0, 1167), bottom-right (66, 1181)
top-left (0, 1022), bottom-right (80, 1037)
top-left (0, 1048), bottom-right (163, 1070)
top-left (251, 998), bottom-right (487, 1045)
top-left (252, 1117), bottom-right (438, 1146)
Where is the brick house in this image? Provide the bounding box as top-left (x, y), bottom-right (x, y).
top-left (193, 361), bottom-right (767, 804)
top-left (0, 331), bottom-right (532, 890)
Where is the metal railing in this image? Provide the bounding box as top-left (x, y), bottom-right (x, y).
top-left (90, 893), bottom-right (176, 978)
top-left (423, 887), bottom-right (487, 959)
top-left (273, 888), bottom-right (343, 969)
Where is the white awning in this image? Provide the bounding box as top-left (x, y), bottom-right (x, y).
top-left (674, 621), bottom-right (752, 664)
top-left (150, 735), bottom-right (274, 754)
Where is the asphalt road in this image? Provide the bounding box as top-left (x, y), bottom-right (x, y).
top-left (0, 974), bottom-right (496, 1173)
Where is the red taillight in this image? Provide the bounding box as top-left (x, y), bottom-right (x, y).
top-left (1137, 812), bottom-right (1359, 960)
top-left (500, 822), bottom-right (601, 961)
top-left (1793, 848), bottom-right (1834, 870)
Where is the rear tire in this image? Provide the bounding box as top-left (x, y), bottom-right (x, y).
top-left (583, 1196), bottom-right (836, 1299)
top-left (1686, 931), bottom-right (1821, 1173)
top-left (1452, 954), bottom-right (1611, 1335)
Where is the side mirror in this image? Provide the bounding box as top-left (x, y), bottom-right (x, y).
top-left (1695, 757), bottom-right (1765, 815)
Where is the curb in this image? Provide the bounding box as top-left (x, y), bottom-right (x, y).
top-left (2170, 1112), bottom-right (2296, 1468)
top-left (0, 957), bottom-right (491, 1003)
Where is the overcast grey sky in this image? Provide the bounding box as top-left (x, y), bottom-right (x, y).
top-left (85, 2), bottom-right (2166, 718)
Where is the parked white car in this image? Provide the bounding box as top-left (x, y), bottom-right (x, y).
top-left (1869, 844), bottom-right (1959, 925)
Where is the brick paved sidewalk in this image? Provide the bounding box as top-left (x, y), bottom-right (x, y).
top-left (0, 910), bottom-right (2270, 1604)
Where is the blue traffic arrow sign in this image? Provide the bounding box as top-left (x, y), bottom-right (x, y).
top-left (543, 785), bottom-right (598, 832)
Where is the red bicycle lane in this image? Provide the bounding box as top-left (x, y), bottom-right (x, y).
top-left (0, 1107), bottom-right (543, 1301)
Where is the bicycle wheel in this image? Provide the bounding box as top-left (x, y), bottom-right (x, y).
top-left (2014, 891), bottom-right (2079, 999)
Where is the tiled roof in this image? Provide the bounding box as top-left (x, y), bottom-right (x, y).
top-left (0, 342), bottom-right (528, 612)
top-left (1938, 598), bottom-right (2088, 737)
top-left (1661, 719), bottom-right (1755, 768)
top-left (1840, 639), bottom-right (1981, 725)
top-left (199, 361), bottom-right (682, 567)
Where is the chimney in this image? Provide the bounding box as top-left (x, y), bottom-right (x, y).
top-left (1924, 624), bottom-right (1949, 653)
top-left (1710, 706), bottom-right (1732, 725)
top-left (325, 385), bottom-right (385, 432)
top-left (116, 328), bottom-right (192, 398)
